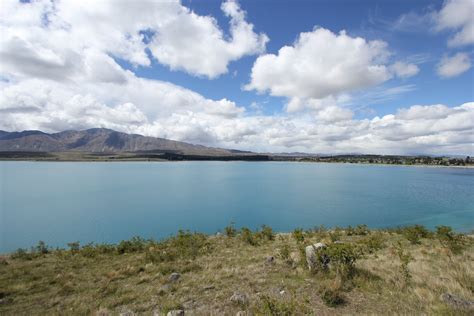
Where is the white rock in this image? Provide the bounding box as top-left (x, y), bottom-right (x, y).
top-left (305, 242), bottom-right (327, 270)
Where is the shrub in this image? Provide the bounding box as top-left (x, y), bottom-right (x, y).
top-left (278, 243), bottom-right (290, 261)
top-left (11, 248), bottom-right (35, 260)
top-left (67, 241), bottom-right (80, 254)
top-left (171, 230), bottom-right (212, 258)
top-left (259, 295), bottom-right (304, 315)
top-left (145, 231), bottom-right (212, 263)
top-left (354, 224), bottom-right (369, 236)
top-left (329, 230), bottom-right (342, 242)
top-left (325, 243), bottom-right (361, 278)
top-left (346, 225), bottom-right (355, 236)
top-left (241, 227), bottom-right (258, 246)
top-left (36, 241), bottom-right (49, 255)
top-left (435, 226), bottom-right (467, 254)
top-left (117, 236), bottom-right (147, 254)
top-left (292, 228), bottom-right (305, 243)
top-left (359, 231), bottom-right (386, 253)
top-left (313, 225), bottom-right (328, 239)
top-left (224, 223), bottom-right (237, 237)
top-left (401, 225), bottom-right (431, 244)
top-left (259, 225), bottom-right (275, 241)
top-left (394, 241), bottom-right (412, 288)
top-left (318, 278), bottom-right (345, 307)
top-left (80, 242), bottom-right (115, 257)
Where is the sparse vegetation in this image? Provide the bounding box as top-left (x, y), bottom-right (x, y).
top-left (0, 225), bottom-right (472, 315)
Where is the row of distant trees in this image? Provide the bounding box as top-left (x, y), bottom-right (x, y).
top-left (297, 155), bottom-right (473, 166)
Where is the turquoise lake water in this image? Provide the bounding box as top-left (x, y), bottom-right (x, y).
top-left (1, 161), bottom-right (473, 252)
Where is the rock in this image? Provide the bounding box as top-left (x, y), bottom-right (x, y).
top-left (230, 292), bottom-right (249, 306)
top-left (305, 242), bottom-right (327, 270)
top-left (167, 310), bottom-right (185, 316)
top-left (168, 272), bottom-right (181, 283)
top-left (441, 293), bottom-right (474, 310)
top-left (265, 256), bottom-right (275, 265)
top-left (236, 311), bottom-right (248, 316)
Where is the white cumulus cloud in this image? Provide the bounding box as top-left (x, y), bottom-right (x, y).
top-left (435, 0), bottom-right (474, 47)
top-left (0, 0), bottom-right (267, 79)
top-left (245, 27), bottom-right (420, 113)
top-left (437, 53), bottom-right (472, 78)
top-left (390, 62), bottom-right (420, 78)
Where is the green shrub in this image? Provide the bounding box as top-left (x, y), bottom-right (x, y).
top-left (395, 241), bottom-right (412, 288)
top-left (318, 278), bottom-right (345, 307)
top-left (67, 241), bottom-right (80, 254)
top-left (346, 225), bottom-right (355, 236)
top-left (354, 224), bottom-right (369, 236)
top-left (435, 226), bottom-right (467, 254)
top-left (259, 295), bottom-right (304, 315)
top-left (359, 231), bottom-right (385, 253)
top-left (171, 230), bottom-right (212, 258)
top-left (241, 227), bottom-right (258, 246)
top-left (278, 243), bottom-right (291, 261)
top-left (259, 225), bottom-right (275, 241)
top-left (145, 231), bottom-right (212, 263)
top-left (36, 241), bottom-right (49, 255)
top-left (401, 225), bottom-right (431, 244)
top-left (292, 228), bottom-right (305, 243)
top-left (117, 236), bottom-right (147, 254)
top-left (11, 248), bottom-right (35, 260)
top-left (326, 243), bottom-right (361, 278)
top-left (224, 223), bottom-right (237, 237)
top-left (329, 230), bottom-right (342, 242)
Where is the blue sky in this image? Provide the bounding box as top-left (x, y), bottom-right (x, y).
top-left (0, 0), bottom-right (473, 154)
top-left (120, 0), bottom-right (473, 117)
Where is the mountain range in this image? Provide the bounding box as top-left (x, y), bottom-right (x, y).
top-left (0, 128), bottom-right (239, 156)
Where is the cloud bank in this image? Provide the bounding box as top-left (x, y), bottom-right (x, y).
top-left (0, 0), bottom-right (472, 155)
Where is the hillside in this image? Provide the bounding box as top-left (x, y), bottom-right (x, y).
top-left (0, 225), bottom-right (473, 315)
top-left (0, 128), bottom-right (234, 156)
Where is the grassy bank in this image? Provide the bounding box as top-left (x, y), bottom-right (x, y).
top-left (1, 225), bottom-right (473, 315)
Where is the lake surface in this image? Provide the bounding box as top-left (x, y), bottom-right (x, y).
top-left (1, 161), bottom-right (473, 252)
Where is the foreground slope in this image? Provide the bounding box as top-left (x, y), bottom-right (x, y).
top-left (0, 226), bottom-right (472, 315)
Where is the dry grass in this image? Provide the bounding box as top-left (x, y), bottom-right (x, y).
top-left (0, 227), bottom-right (472, 315)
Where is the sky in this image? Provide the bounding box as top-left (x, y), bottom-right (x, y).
top-left (0, 0), bottom-right (473, 155)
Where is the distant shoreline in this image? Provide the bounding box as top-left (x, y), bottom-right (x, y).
top-left (1, 156), bottom-right (473, 169)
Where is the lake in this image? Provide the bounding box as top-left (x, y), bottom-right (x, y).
top-left (1, 161), bottom-right (473, 253)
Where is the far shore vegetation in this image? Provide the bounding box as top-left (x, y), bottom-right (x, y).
top-left (0, 150), bottom-right (472, 167)
top-left (1, 224), bottom-right (473, 315)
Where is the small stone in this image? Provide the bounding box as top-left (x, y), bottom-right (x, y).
top-left (265, 256), bottom-right (275, 265)
top-left (441, 293), bottom-right (474, 310)
top-left (230, 292), bottom-right (249, 306)
top-left (279, 290), bottom-right (285, 295)
top-left (167, 310), bottom-right (185, 316)
top-left (236, 311), bottom-right (248, 316)
top-left (168, 272), bottom-right (181, 283)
